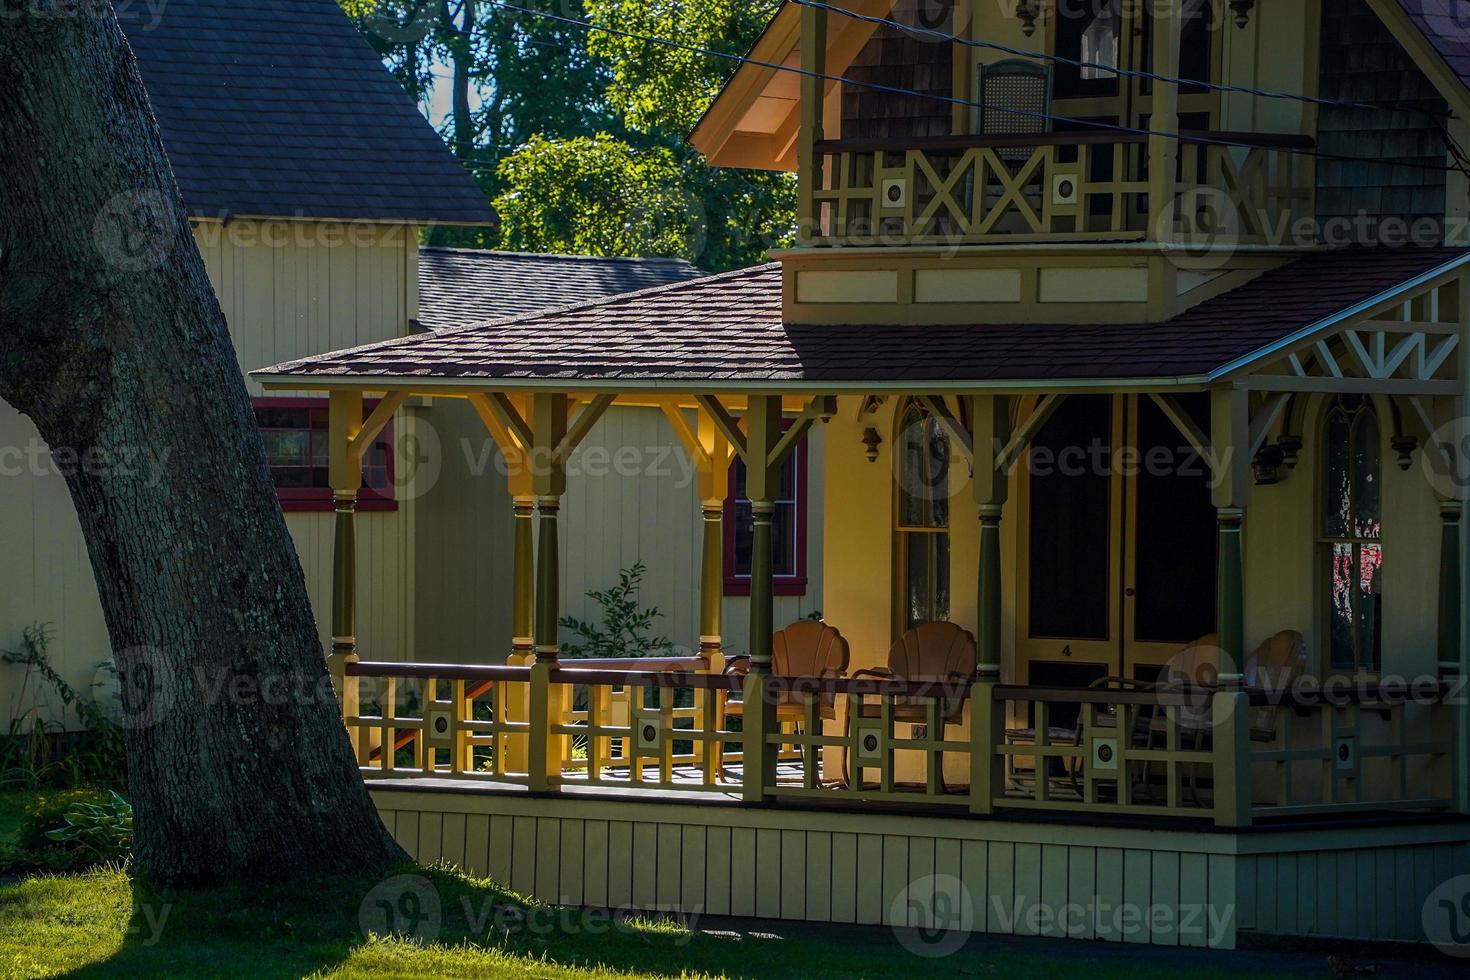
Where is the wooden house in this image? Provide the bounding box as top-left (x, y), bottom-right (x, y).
top-left (256, 0), bottom-right (1470, 951)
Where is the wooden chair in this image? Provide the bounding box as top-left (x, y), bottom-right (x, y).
top-left (843, 622), bottom-right (977, 791)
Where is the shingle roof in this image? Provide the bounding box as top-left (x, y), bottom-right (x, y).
top-left (118, 0), bottom-right (493, 225)
top-left (256, 248), bottom-right (1470, 389)
top-left (1394, 0), bottom-right (1470, 93)
top-left (417, 249), bottom-right (703, 329)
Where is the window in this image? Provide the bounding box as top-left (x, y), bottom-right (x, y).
top-left (1054, 0), bottom-right (1121, 98)
top-left (1321, 396), bottom-right (1383, 672)
top-left (723, 435), bottom-right (807, 596)
top-left (896, 401), bottom-right (950, 630)
top-left (253, 397), bottom-right (396, 512)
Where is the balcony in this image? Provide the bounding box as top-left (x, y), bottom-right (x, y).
top-left (803, 130), bottom-right (1316, 248)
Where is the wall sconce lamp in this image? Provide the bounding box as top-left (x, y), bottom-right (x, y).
top-left (861, 427), bottom-right (883, 463)
top-left (1016, 1), bottom-right (1040, 37)
top-left (1252, 443), bottom-right (1285, 486)
top-left (1391, 434), bottom-right (1418, 471)
top-left (1229, 0), bottom-right (1256, 29)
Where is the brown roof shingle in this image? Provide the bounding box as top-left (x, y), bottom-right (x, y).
top-left (1394, 0), bottom-right (1470, 93)
top-left (256, 247), bottom-right (1470, 389)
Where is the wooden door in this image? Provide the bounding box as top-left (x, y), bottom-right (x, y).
top-left (1017, 394), bottom-right (1125, 679)
top-left (1019, 394), bottom-right (1217, 684)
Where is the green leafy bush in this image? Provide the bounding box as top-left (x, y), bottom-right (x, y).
top-left (559, 562), bottom-right (674, 659)
top-left (1, 788), bottom-right (127, 873)
top-left (44, 790), bottom-right (132, 862)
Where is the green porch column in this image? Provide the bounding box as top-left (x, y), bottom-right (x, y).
top-left (511, 496), bottom-right (536, 661)
top-left (741, 395), bottom-right (784, 801)
top-left (1439, 502), bottom-right (1462, 674)
top-left (700, 500), bottom-right (724, 660)
top-left (969, 395), bottom-right (1010, 813)
top-left (527, 392), bottom-right (568, 792)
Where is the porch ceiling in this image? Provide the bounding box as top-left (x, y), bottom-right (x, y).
top-left (252, 247), bottom-right (1470, 395)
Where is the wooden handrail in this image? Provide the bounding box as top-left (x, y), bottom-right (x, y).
top-left (346, 661), bottom-right (531, 681)
top-left (547, 667), bottom-right (738, 690)
top-left (994, 681), bottom-right (1452, 708)
top-left (814, 129), bottom-right (1316, 155)
top-left (559, 655), bottom-right (710, 671)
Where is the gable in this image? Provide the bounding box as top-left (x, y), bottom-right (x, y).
top-left (119, 0), bottom-right (494, 225)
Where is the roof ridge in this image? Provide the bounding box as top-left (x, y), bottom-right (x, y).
top-left (419, 246), bottom-right (700, 266)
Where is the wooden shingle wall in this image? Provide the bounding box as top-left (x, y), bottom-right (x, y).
top-left (841, 0), bottom-right (955, 141)
top-left (1316, 0), bottom-right (1450, 240)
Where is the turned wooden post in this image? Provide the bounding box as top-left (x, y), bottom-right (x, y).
top-left (527, 392), bottom-right (569, 792)
top-left (1147, 0), bottom-right (1183, 241)
top-left (1210, 383), bottom-right (1252, 827)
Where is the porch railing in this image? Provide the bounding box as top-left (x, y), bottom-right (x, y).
top-left (342, 661), bottom-right (1454, 827)
top-left (806, 131), bottom-right (1315, 247)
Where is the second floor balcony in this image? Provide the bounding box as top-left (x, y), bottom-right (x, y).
top-left (804, 129), bottom-right (1317, 249)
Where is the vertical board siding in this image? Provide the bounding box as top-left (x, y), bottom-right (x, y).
top-left (0, 221), bottom-right (417, 727)
top-left (353, 789), bottom-right (1460, 951)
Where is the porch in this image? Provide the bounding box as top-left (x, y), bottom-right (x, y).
top-left (254, 245), bottom-right (1470, 949)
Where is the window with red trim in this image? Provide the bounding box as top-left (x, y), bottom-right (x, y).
top-left (723, 435), bottom-right (807, 596)
top-left (252, 397), bottom-right (396, 512)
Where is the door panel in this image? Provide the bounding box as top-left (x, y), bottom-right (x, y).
top-left (1018, 394), bottom-right (1124, 675)
top-left (1122, 394), bottom-right (1218, 672)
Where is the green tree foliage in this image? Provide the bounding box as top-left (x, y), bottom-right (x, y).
top-left (343, 0), bottom-right (794, 269)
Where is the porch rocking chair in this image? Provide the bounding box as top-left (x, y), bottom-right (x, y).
top-left (842, 621), bottom-right (977, 793)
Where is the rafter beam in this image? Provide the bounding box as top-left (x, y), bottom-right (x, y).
top-left (918, 395), bottom-right (973, 463)
top-left (487, 392), bottom-right (534, 450)
top-left (659, 403), bottom-right (711, 469)
top-left (694, 394), bottom-right (748, 460)
top-left (347, 391), bottom-right (407, 460)
top-left (1248, 393), bottom-right (1291, 457)
top-left (555, 393), bottom-right (615, 465)
top-left (996, 393), bottom-right (1066, 473)
top-left (1148, 393), bottom-right (1210, 459)
top-left (768, 395), bottom-right (835, 470)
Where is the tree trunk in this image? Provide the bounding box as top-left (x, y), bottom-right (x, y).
top-left (0, 2), bottom-right (406, 885)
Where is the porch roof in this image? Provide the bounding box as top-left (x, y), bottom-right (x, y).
top-left (254, 247), bottom-right (1470, 393)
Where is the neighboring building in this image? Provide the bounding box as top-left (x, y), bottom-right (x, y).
top-left (1, 0), bottom-right (495, 723)
top-left (261, 0), bottom-right (1470, 953)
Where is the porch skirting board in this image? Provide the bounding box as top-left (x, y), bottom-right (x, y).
top-left (369, 785), bottom-right (1470, 951)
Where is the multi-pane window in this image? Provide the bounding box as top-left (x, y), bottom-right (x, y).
top-left (1322, 396), bottom-right (1383, 672)
top-left (896, 402), bottom-right (950, 630)
top-left (724, 437), bottom-right (807, 596)
top-left (253, 398), bottom-right (395, 512)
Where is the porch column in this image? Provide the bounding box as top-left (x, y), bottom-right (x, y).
top-left (1210, 383), bottom-right (1252, 827)
top-left (796, 1), bottom-right (826, 244)
top-left (511, 496), bottom-right (536, 662)
top-left (1147, 0), bottom-right (1183, 241)
top-left (327, 390), bottom-right (364, 758)
top-left (742, 395), bottom-right (784, 801)
top-left (969, 395), bottom-right (1011, 815)
top-left (697, 411), bottom-right (731, 665)
top-left (528, 392), bottom-right (569, 792)
top-left (1439, 502), bottom-right (1462, 675)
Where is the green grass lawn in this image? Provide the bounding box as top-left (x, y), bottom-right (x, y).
top-left (0, 790), bottom-right (1323, 979)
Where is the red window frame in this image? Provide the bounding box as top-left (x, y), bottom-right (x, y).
top-left (252, 397), bottom-right (397, 513)
top-left (723, 434), bottom-right (808, 597)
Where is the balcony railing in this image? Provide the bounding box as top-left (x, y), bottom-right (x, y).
top-left (342, 659), bottom-right (1453, 828)
top-left (805, 130), bottom-right (1316, 247)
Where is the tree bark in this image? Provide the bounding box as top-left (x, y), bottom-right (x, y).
top-left (0, 1), bottom-right (406, 885)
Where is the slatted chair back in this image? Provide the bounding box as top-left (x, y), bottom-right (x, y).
top-left (887, 621), bottom-right (977, 722)
top-left (773, 619), bottom-right (850, 680)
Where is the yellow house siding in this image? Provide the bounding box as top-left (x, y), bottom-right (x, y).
top-left (0, 221), bottom-right (418, 726)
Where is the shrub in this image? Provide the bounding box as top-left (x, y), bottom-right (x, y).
top-left (44, 790), bottom-right (132, 863)
top-left (1, 788), bottom-right (126, 873)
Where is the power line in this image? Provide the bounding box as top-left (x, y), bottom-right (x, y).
top-left (480, 0), bottom-right (1465, 177)
top-left (795, 0), bottom-right (1448, 121)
